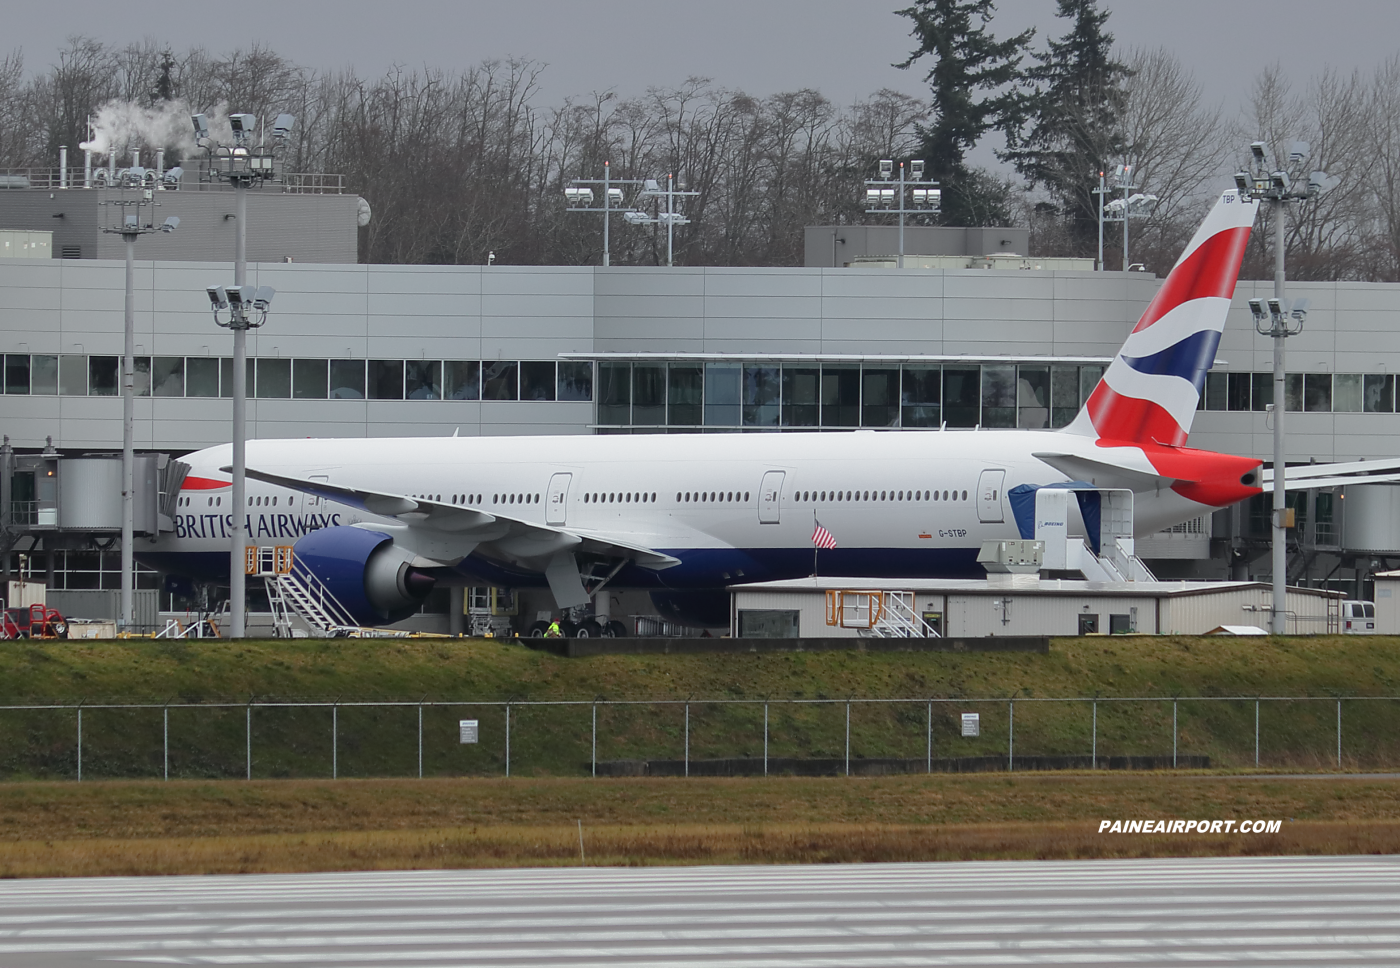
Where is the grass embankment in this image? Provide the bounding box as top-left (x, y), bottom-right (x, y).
top-left (2, 636), bottom-right (1399, 779)
top-left (1, 773), bottom-right (1399, 876)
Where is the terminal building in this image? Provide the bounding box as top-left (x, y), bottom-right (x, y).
top-left (3, 173), bottom-right (1400, 631)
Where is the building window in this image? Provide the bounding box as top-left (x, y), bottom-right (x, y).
top-left (1017, 365), bottom-right (1050, 429)
top-left (743, 365), bottom-right (780, 427)
top-left (1365, 374), bottom-right (1394, 412)
top-left (942, 366), bottom-right (979, 427)
top-left (598, 362), bottom-right (631, 424)
top-left (558, 361), bottom-right (592, 401)
top-left (861, 367), bottom-right (899, 428)
top-left (257, 358), bottom-right (292, 398)
top-left (1050, 364), bottom-right (1078, 426)
top-left (368, 359), bottom-right (404, 400)
top-left (151, 357), bottom-right (184, 397)
top-left (1334, 373), bottom-right (1362, 412)
top-left (519, 361), bottom-right (556, 401)
top-left (1251, 372), bottom-right (1273, 411)
top-left (329, 359), bottom-right (365, 399)
top-left (293, 359), bottom-right (328, 399)
top-left (29, 355), bottom-right (57, 395)
top-left (705, 362), bottom-right (741, 426)
top-left (981, 364), bottom-right (1015, 428)
top-left (406, 360), bottom-right (442, 400)
top-left (630, 364), bottom-right (665, 424)
top-left (444, 360), bottom-right (480, 400)
top-left (59, 355), bottom-right (86, 395)
top-left (4, 354), bottom-right (29, 394)
top-left (901, 365), bottom-right (940, 427)
top-left (820, 365), bottom-right (859, 427)
top-left (668, 364), bottom-right (702, 426)
top-left (89, 356), bottom-right (118, 396)
top-left (781, 366), bottom-right (819, 427)
top-left (482, 360), bottom-right (519, 401)
top-left (1303, 373), bottom-right (1332, 412)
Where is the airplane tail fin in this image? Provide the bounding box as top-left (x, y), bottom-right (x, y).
top-left (1063, 189), bottom-right (1258, 446)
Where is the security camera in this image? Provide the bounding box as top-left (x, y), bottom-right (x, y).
top-left (226, 284), bottom-right (256, 308)
top-left (878, 159), bottom-right (893, 179)
top-left (123, 214), bottom-right (139, 230)
top-left (191, 114), bottom-right (209, 141)
top-left (162, 166), bottom-right (183, 188)
top-left (229, 114), bottom-right (257, 140)
top-left (1248, 298), bottom-right (1265, 318)
top-left (160, 216), bottom-right (179, 233)
top-left (1234, 171), bottom-right (1251, 195)
top-left (252, 286), bottom-right (275, 311)
top-left (1250, 141), bottom-right (1267, 166)
top-left (272, 113), bottom-right (294, 140)
top-left (207, 286), bottom-right (229, 310)
top-left (910, 159), bottom-right (925, 179)
top-left (1266, 297), bottom-right (1284, 316)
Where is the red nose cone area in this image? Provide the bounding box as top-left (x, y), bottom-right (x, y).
top-left (1142, 445), bottom-right (1264, 508)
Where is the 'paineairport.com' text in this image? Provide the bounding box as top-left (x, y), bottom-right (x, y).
top-left (1098, 820), bottom-right (1284, 834)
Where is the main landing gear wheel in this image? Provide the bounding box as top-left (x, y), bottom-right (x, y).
top-left (607, 620), bottom-right (627, 638)
top-left (527, 621), bottom-right (550, 637)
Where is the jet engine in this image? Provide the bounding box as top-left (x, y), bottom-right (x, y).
top-left (292, 526), bottom-right (436, 625)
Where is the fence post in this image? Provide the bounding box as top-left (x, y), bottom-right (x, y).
top-left (1337, 699), bottom-right (1342, 770)
top-left (591, 703), bottom-right (597, 778)
top-left (844, 702), bottom-right (850, 776)
top-left (417, 704), bottom-right (423, 779)
top-left (504, 702), bottom-right (510, 778)
top-left (1008, 701), bottom-right (1014, 772)
top-left (76, 706), bottom-right (82, 782)
top-left (1254, 699), bottom-right (1260, 768)
top-left (332, 704), bottom-right (338, 780)
top-left (1092, 700), bottom-right (1097, 769)
top-left (246, 704), bottom-right (252, 781)
top-left (1173, 700), bottom-right (1178, 769)
top-left (684, 702), bottom-right (690, 777)
top-left (163, 706), bottom-right (169, 781)
top-left (926, 701), bottom-right (932, 773)
top-left (763, 702), bottom-right (769, 777)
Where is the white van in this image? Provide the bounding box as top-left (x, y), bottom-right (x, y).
top-left (1342, 600), bottom-right (1377, 634)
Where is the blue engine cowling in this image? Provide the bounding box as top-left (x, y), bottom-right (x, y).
top-left (293, 526), bottom-right (436, 626)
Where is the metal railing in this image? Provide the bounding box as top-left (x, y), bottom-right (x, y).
top-left (0, 168), bottom-right (344, 194)
top-left (0, 694), bottom-right (1392, 782)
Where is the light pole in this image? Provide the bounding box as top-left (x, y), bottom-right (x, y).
top-left (101, 194), bottom-right (177, 633)
top-left (194, 110), bottom-right (293, 637)
top-left (564, 162), bottom-right (650, 266)
top-left (1097, 165), bottom-right (1157, 271)
top-left (1237, 140), bottom-right (1337, 634)
top-left (864, 160), bottom-right (940, 267)
top-left (623, 175), bottom-right (699, 266)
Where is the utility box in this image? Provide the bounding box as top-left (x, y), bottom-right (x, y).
top-left (0, 229), bottom-right (52, 259)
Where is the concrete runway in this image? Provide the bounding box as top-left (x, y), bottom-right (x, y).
top-left (1, 857), bottom-right (1398, 966)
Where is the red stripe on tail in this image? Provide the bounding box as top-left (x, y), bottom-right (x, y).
top-left (1131, 226), bottom-right (1252, 333)
top-left (1086, 383), bottom-right (1188, 446)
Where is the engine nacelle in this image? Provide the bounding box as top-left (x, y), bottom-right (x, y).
top-left (293, 526), bottom-right (436, 625)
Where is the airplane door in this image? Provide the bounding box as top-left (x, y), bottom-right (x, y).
top-left (546, 473), bottom-right (572, 526)
top-left (977, 469), bottom-right (1006, 523)
top-left (759, 470), bottom-right (785, 524)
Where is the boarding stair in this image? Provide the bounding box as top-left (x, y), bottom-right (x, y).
top-left (826, 589), bottom-right (939, 638)
top-left (251, 545), bottom-right (407, 638)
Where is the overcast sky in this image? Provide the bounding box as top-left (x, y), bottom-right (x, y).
top-left (10, 1), bottom-right (1397, 120)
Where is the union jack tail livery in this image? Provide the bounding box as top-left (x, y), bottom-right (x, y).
top-left (1066, 190), bottom-right (1259, 446)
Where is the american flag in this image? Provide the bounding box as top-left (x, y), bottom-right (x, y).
top-left (811, 518), bottom-right (837, 550)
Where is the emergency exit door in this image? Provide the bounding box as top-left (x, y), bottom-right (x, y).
top-left (546, 473), bottom-right (572, 526)
top-left (977, 469), bottom-right (1006, 523)
top-left (759, 470), bottom-right (785, 524)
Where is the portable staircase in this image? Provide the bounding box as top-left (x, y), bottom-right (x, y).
top-left (250, 546), bottom-right (406, 638)
top-left (825, 589), bottom-right (940, 638)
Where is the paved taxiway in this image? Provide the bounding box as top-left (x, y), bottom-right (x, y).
top-left (1, 856), bottom-right (1397, 966)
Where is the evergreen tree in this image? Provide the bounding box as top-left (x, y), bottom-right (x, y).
top-left (1003, 0), bottom-right (1130, 253)
top-left (895, 0), bottom-right (1033, 226)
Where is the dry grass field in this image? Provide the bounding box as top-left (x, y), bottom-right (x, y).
top-left (1, 772), bottom-right (1397, 877)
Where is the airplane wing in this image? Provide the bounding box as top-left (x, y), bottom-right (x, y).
top-left (1260, 457), bottom-right (1400, 490)
top-left (229, 466), bottom-right (680, 608)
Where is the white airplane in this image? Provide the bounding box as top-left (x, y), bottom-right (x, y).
top-left (147, 189), bottom-right (1270, 628)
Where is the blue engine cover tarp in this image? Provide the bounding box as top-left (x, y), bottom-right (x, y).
top-left (292, 526), bottom-right (394, 625)
top-left (1007, 481), bottom-right (1103, 554)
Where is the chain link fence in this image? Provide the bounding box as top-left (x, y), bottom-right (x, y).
top-left (0, 696), bottom-right (1395, 781)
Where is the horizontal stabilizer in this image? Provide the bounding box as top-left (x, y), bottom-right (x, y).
top-left (1032, 451), bottom-right (1186, 490)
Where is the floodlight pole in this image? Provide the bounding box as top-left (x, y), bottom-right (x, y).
top-left (863, 162), bottom-right (940, 265)
top-left (1269, 199), bottom-right (1287, 635)
top-left (120, 230), bottom-right (135, 633)
top-left (230, 177), bottom-right (249, 638)
top-left (1094, 170), bottom-right (1106, 270)
top-left (101, 193), bottom-right (175, 633)
top-left (602, 162), bottom-right (611, 267)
